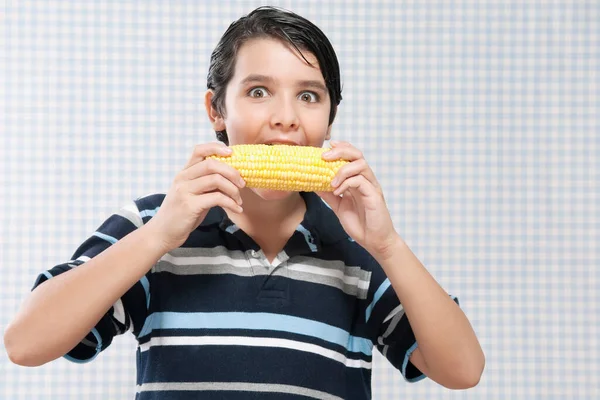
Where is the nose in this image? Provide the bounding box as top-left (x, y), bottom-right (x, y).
top-left (270, 98), bottom-right (299, 132)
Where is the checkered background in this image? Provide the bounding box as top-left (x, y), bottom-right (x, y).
top-left (1, 0), bottom-right (598, 398)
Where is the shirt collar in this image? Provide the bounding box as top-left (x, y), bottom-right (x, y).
top-left (198, 191), bottom-right (349, 252)
top-left (299, 191), bottom-right (348, 245)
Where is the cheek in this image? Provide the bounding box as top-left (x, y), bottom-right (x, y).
top-left (301, 108), bottom-right (331, 133)
top-left (225, 100), bottom-right (265, 132)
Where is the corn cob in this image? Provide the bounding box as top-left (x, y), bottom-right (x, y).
top-left (208, 144), bottom-right (347, 192)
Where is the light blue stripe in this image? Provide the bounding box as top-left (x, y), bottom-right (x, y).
top-left (401, 341), bottom-right (427, 383)
top-left (140, 207), bottom-right (160, 218)
top-left (140, 276), bottom-right (150, 309)
top-left (296, 224), bottom-right (317, 252)
top-left (41, 271), bottom-right (53, 280)
top-left (365, 279), bottom-right (391, 322)
top-left (225, 224), bottom-right (239, 234)
top-left (93, 231), bottom-right (118, 245)
top-left (63, 328), bottom-right (103, 364)
top-left (138, 312), bottom-right (372, 356)
top-left (450, 294), bottom-right (459, 305)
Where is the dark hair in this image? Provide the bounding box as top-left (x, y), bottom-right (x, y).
top-left (206, 6), bottom-right (343, 144)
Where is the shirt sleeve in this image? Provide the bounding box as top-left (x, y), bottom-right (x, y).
top-left (31, 199), bottom-right (151, 363)
top-left (363, 260), bottom-right (460, 382)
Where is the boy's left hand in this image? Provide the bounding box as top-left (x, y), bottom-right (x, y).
top-left (317, 141), bottom-right (400, 258)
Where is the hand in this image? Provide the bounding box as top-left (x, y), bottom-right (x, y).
top-left (148, 142), bottom-right (245, 252)
top-left (317, 141), bottom-right (399, 258)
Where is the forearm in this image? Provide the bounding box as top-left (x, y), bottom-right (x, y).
top-left (3, 221), bottom-right (169, 367)
top-left (374, 235), bottom-right (485, 387)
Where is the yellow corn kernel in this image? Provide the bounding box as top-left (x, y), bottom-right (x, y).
top-left (208, 144), bottom-right (347, 192)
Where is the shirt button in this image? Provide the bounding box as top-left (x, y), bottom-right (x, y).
top-left (250, 250), bottom-right (259, 258)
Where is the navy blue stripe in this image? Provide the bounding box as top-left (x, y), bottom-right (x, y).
top-left (151, 272), bottom-right (362, 333)
top-left (135, 194), bottom-right (165, 214)
top-left (122, 278), bottom-right (151, 337)
top-left (97, 214), bottom-right (139, 239)
top-left (71, 239), bottom-right (110, 261)
top-left (137, 346), bottom-right (371, 398)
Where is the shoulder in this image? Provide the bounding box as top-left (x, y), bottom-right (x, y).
top-left (132, 193), bottom-right (166, 212)
top-left (106, 193), bottom-right (165, 229)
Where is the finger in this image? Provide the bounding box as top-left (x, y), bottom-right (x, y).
top-left (181, 158), bottom-right (245, 189)
top-left (322, 142), bottom-right (363, 162)
top-left (193, 191), bottom-right (244, 214)
top-left (183, 142), bottom-right (232, 169)
top-left (333, 175), bottom-right (373, 198)
top-left (331, 158), bottom-right (381, 193)
top-left (316, 191), bottom-right (342, 212)
top-left (185, 174), bottom-right (243, 205)
top-left (329, 140), bottom-right (353, 148)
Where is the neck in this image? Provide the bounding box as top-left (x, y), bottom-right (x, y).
top-left (238, 188), bottom-right (305, 223)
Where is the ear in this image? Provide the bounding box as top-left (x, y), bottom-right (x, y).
top-left (325, 105), bottom-right (337, 141)
top-left (204, 90), bottom-right (226, 131)
top-left (325, 124), bottom-right (332, 141)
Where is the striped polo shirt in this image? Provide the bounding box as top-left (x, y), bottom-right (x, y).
top-left (33, 191), bottom-right (459, 399)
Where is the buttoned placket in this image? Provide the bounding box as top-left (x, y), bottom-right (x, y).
top-left (245, 248), bottom-right (290, 277)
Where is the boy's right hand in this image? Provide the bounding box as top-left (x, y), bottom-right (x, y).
top-left (147, 142), bottom-right (245, 252)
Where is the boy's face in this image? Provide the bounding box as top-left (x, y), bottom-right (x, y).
top-left (207, 37), bottom-right (333, 199)
top-left (219, 37), bottom-right (332, 147)
top-left (223, 38), bottom-right (330, 147)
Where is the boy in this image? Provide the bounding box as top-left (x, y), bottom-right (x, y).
top-left (4, 6), bottom-right (484, 399)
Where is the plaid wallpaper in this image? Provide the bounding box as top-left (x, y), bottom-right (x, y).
top-left (2, 1), bottom-right (598, 398)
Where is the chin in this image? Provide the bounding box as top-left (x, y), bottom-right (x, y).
top-left (250, 187), bottom-right (296, 200)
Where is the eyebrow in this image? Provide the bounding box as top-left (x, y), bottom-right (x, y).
top-left (239, 74), bottom-right (328, 93)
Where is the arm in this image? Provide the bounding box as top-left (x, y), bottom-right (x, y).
top-left (318, 140), bottom-right (484, 389)
top-left (4, 142), bottom-right (245, 367)
top-left (374, 236), bottom-right (485, 389)
top-left (3, 221), bottom-right (168, 367)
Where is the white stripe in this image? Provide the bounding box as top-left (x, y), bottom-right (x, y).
top-left (383, 304), bottom-right (404, 324)
top-left (136, 382), bottom-right (343, 400)
top-left (66, 255), bottom-right (91, 266)
top-left (119, 201), bottom-right (143, 228)
top-left (139, 335), bottom-right (371, 369)
top-left (287, 262), bottom-right (370, 290)
top-left (66, 255), bottom-right (91, 268)
top-left (111, 299), bottom-right (128, 326)
top-left (160, 252), bottom-right (248, 268)
top-left (160, 252), bottom-right (369, 289)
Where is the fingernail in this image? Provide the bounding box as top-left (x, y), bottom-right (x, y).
top-left (224, 147), bottom-right (232, 153)
top-left (239, 178), bottom-right (246, 187)
top-left (331, 178), bottom-right (339, 187)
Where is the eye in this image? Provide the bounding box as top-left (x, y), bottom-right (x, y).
top-left (248, 87), bottom-right (269, 98)
top-left (298, 91), bottom-right (319, 103)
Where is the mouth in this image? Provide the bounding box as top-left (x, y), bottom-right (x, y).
top-left (264, 141), bottom-right (301, 146)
